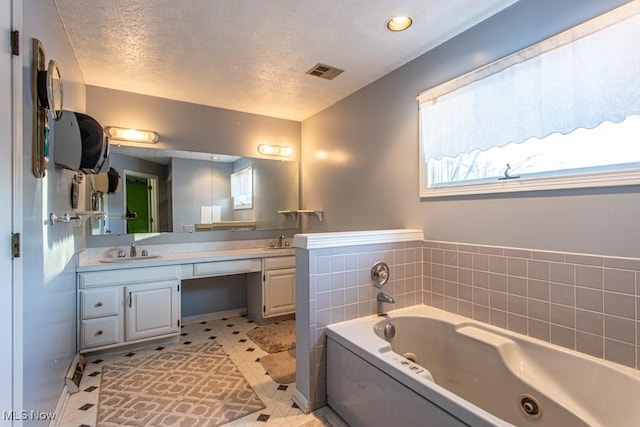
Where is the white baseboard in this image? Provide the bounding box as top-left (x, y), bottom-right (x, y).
top-left (50, 384), bottom-right (69, 427)
top-left (292, 388), bottom-right (311, 414)
top-left (64, 353), bottom-right (85, 394)
top-left (182, 308), bottom-right (247, 324)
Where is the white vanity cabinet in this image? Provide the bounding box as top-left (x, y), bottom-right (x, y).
top-left (77, 266), bottom-right (181, 352)
top-left (248, 256), bottom-right (296, 324)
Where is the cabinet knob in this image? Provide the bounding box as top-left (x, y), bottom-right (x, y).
top-left (96, 330), bottom-right (103, 336)
top-left (95, 302), bottom-right (103, 307)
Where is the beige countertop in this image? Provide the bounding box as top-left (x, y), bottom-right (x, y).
top-left (76, 242), bottom-right (295, 272)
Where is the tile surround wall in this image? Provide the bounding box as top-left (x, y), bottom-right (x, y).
top-left (301, 240), bottom-right (423, 410)
top-left (423, 240), bottom-right (640, 371)
top-left (299, 236), bottom-right (640, 412)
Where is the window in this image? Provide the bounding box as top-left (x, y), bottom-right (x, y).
top-left (419, 2), bottom-right (640, 197)
top-left (231, 166), bottom-right (253, 209)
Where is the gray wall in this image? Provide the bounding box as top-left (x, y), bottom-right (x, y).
top-left (171, 157), bottom-right (232, 231)
top-left (86, 86), bottom-right (301, 161)
top-left (22, 0), bottom-right (87, 422)
top-left (181, 275), bottom-right (248, 318)
top-left (232, 157), bottom-right (300, 229)
top-left (301, 0), bottom-right (639, 258)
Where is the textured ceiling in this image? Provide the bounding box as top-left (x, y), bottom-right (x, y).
top-left (54, 0), bottom-right (518, 121)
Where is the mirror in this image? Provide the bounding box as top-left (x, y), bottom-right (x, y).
top-left (47, 59), bottom-right (64, 120)
top-left (89, 145), bottom-right (299, 235)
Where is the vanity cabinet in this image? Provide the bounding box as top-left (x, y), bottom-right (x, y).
top-left (77, 266), bottom-right (181, 352)
top-left (248, 256), bottom-right (296, 324)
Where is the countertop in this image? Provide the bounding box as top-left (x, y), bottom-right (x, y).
top-left (76, 246), bottom-right (295, 272)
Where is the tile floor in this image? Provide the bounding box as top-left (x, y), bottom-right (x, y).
top-left (59, 315), bottom-right (347, 427)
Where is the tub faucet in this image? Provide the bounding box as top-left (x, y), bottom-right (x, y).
top-left (377, 292), bottom-right (395, 315)
top-left (377, 292), bottom-right (395, 304)
top-left (130, 241), bottom-right (137, 257)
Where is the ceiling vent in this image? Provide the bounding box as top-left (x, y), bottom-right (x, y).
top-left (306, 63), bottom-right (344, 80)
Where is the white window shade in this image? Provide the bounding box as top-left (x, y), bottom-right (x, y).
top-left (419, 2), bottom-right (640, 162)
top-left (231, 166), bottom-right (253, 209)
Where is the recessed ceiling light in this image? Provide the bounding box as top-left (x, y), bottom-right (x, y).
top-left (386, 16), bottom-right (413, 32)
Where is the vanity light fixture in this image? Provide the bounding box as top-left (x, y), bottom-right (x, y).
top-left (105, 126), bottom-right (159, 144)
top-left (386, 15), bottom-right (413, 32)
top-left (258, 144), bottom-right (293, 157)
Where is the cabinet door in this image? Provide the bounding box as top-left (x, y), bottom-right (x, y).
top-left (264, 268), bottom-right (296, 318)
top-left (125, 280), bottom-right (180, 341)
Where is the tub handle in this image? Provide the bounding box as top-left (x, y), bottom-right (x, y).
top-left (384, 322), bottom-right (396, 340)
top-left (371, 262), bottom-right (390, 287)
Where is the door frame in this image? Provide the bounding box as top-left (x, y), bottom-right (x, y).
top-left (3, 0), bottom-right (24, 423)
top-left (122, 169), bottom-right (159, 233)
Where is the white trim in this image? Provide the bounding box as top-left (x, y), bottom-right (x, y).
top-left (292, 388), bottom-right (311, 414)
top-left (11, 0), bottom-right (24, 421)
top-left (293, 229), bottom-right (424, 250)
top-left (50, 385), bottom-right (69, 427)
top-left (420, 169), bottom-right (640, 198)
top-left (122, 169), bottom-right (159, 233)
top-left (417, 1), bottom-right (640, 198)
top-left (181, 308), bottom-right (247, 324)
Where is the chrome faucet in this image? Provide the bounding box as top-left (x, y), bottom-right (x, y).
top-left (377, 291), bottom-right (395, 315)
top-left (130, 241), bottom-right (137, 257)
top-left (377, 292), bottom-right (395, 304)
top-left (277, 235), bottom-right (286, 247)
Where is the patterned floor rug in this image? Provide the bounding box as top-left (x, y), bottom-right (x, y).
top-left (259, 349), bottom-right (296, 384)
top-left (96, 341), bottom-right (265, 426)
top-left (246, 320), bottom-right (295, 354)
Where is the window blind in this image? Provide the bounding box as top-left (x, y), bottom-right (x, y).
top-left (418, 2), bottom-right (640, 162)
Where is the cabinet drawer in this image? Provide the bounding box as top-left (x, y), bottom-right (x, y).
top-left (78, 266), bottom-right (180, 288)
top-left (81, 317), bottom-right (120, 349)
top-left (81, 288), bottom-right (120, 319)
top-left (193, 259), bottom-right (261, 277)
top-left (264, 256), bottom-right (295, 270)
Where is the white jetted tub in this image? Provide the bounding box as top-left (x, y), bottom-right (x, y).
top-left (326, 305), bottom-right (640, 427)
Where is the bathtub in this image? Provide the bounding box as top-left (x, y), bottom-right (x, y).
top-left (326, 305), bottom-right (640, 427)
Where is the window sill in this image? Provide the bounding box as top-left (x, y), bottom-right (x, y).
top-left (419, 169), bottom-right (640, 198)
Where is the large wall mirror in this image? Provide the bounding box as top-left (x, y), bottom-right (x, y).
top-left (90, 144), bottom-right (299, 236)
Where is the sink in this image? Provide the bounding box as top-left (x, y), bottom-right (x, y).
top-left (99, 255), bottom-right (161, 263)
top-left (262, 247), bottom-right (292, 251)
